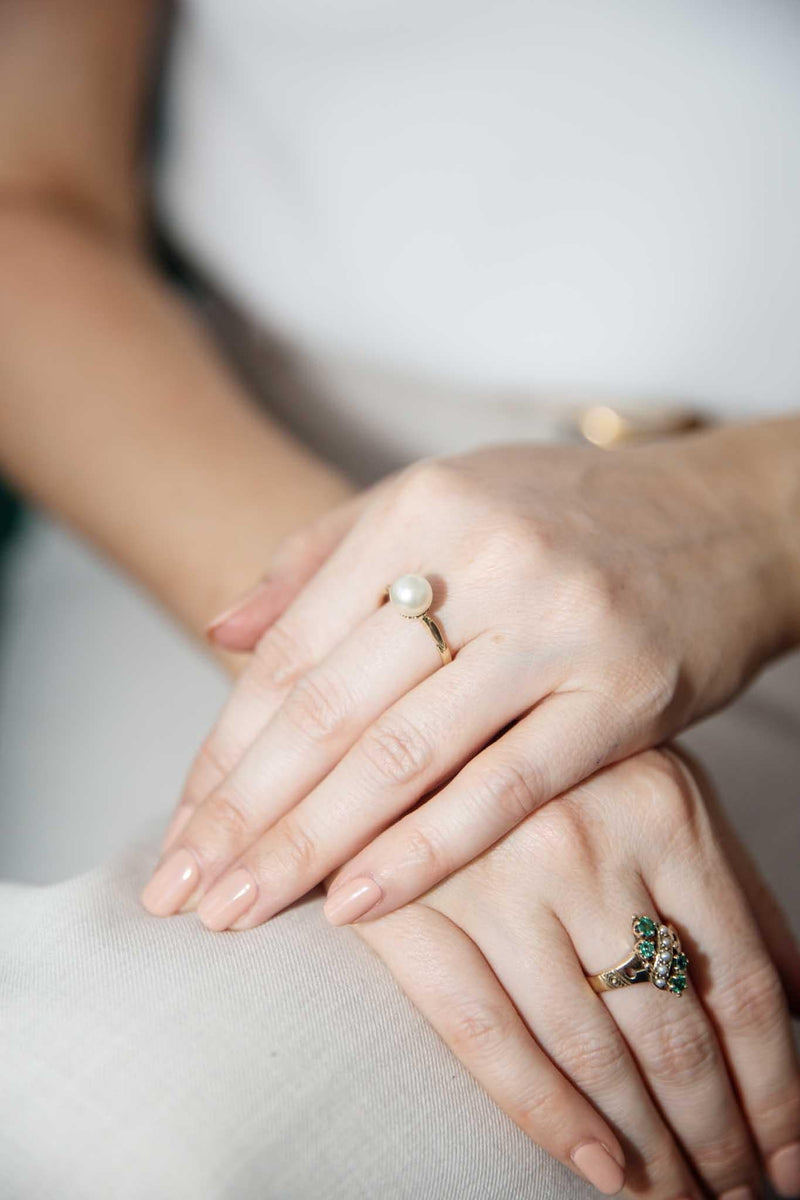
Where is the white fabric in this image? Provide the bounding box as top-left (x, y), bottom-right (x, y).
top-left (158, 0), bottom-right (800, 415)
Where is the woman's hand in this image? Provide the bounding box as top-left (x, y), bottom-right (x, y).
top-left (141, 429), bottom-right (800, 926)
top-left (357, 750), bottom-right (800, 1199)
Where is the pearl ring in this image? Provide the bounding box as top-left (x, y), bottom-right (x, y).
top-left (386, 574), bottom-right (452, 665)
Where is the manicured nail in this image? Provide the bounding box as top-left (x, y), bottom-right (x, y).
top-left (323, 877), bottom-right (383, 926)
top-left (205, 579), bottom-right (270, 640)
top-left (160, 804), bottom-right (193, 855)
top-left (570, 1141), bottom-right (625, 1196)
top-left (720, 1186), bottom-right (756, 1200)
top-left (769, 1141), bottom-right (800, 1197)
top-left (140, 849), bottom-right (199, 917)
top-left (197, 869), bottom-right (257, 931)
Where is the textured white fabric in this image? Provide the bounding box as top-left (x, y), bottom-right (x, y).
top-left (0, 837), bottom-right (590, 1200)
top-left (158, 0), bottom-right (800, 414)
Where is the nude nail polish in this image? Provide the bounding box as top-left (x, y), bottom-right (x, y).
top-left (205, 579), bottom-right (270, 639)
top-left (570, 1141), bottom-right (625, 1196)
top-left (323, 877), bottom-right (383, 926)
top-left (770, 1141), bottom-right (800, 1197)
top-left (197, 869), bottom-right (257, 931)
top-left (140, 849), bottom-right (199, 917)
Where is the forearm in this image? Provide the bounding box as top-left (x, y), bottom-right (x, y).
top-left (0, 203), bottom-right (353, 641)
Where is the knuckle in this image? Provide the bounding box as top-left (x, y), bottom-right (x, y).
top-left (192, 791), bottom-right (250, 857)
top-left (398, 823), bottom-right (450, 879)
top-left (447, 997), bottom-right (514, 1060)
top-left (689, 1130), bottom-right (755, 1178)
top-left (490, 511), bottom-right (543, 562)
top-left (184, 738), bottom-right (230, 804)
top-left (281, 671), bottom-right (350, 744)
top-left (468, 756), bottom-right (544, 826)
top-left (714, 959), bottom-right (787, 1037)
top-left (400, 457), bottom-right (466, 505)
top-left (513, 1083), bottom-right (562, 1134)
top-left (557, 1024), bottom-right (630, 1092)
top-left (644, 1016), bottom-right (719, 1088)
top-left (272, 816), bottom-right (319, 877)
top-left (528, 801), bottom-right (595, 874)
top-left (747, 1075), bottom-right (800, 1138)
top-left (625, 749), bottom-right (700, 840)
top-left (253, 620), bottom-right (309, 690)
top-left (359, 715), bottom-right (433, 786)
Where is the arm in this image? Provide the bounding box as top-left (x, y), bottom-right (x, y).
top-left (0, 0), bottom-right (352, 644)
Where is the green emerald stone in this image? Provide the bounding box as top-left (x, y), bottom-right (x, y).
top-left (668, 974), bottom-right (687, 994)
top-left (634, 917), bottom-right (656, 938)
top-left (638, 940), bottom-right (655, 960)
top-left (674, 953), bottom-right (688, 971)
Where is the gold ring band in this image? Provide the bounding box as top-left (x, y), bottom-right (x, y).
top-left (587, 915), bottom-right (689, 997)
top-left (386, 574), bottom-right (452, 666)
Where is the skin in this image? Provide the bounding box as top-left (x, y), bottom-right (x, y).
top-left (155, 432), bottom-right (800, 932)
top-left (4, 4), bottom-right (800, 1196)
top-left (358, 748), bottom-right (800, 1199)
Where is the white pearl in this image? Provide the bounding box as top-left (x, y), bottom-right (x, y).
top-left (389, 574), bottom-right (433, 618)
top-left (655, 978), bottom-right (667, 989)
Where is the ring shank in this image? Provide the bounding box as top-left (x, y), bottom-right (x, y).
top-left (587, 950), bottom-right (651, 994)
top-left (419, 614), bottom-right (452, 665)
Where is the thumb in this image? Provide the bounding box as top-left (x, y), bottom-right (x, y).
top-left (205, 489), bottom-right (371, 652)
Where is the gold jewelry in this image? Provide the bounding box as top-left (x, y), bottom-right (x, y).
top-left (386, 574), bottom-right (452, 665)
top-left (587, 915), bottom-right (689, 997)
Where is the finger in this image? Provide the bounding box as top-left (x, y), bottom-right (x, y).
top-left (164, 519), bottom-right (407, 853)
top-left (324, 690), bottom-right (631, 923)
top-left (654, 752), bottom-right (800, 1198)
top-left (151, 608), bottom-right (492, 919)
top-left (675, 747), bottom-right (800, 1015)
top-left (569, 897), bottom-right (763, 1199)
top-left (207, 493), bottom-right (372, 652)
top-left (356, 902), bottom-right (627, 1196)
top-left (188, 637), bottom-right (533, 928)
top-left (442, 900), bottom-right (702, 1199)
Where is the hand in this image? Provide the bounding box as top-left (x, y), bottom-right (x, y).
top-left (141, 433), bottom-right (797, 926)
top-left (357, 750), bottom-right (800, 1199)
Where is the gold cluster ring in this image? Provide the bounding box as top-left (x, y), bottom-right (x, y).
top-left (587, 915), bottom-right (689, 997)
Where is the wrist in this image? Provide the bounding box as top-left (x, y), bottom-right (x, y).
top-left (681, 417), bottom-right (800, 658)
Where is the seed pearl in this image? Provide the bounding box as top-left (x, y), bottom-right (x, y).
top-left (389, 573), bottom-right (433, 618)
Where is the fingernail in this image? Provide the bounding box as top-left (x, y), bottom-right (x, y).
top-left (205, 579), bottom-right (270, 640)
top-left (721, 1187), bottom-right (756, 1200)
top-left (140, 849), bottom-right (199, 917)
top-left (197, 869), bottom-right (257, 931)
top-left (570, 1141), bottom-right (625, 1196)
top-left (769, 1141), bottom-right (800, 1197)
top-left (323, 877), bottom-right (383, 926)
top-left (160, 804), bottom-right (193, 855)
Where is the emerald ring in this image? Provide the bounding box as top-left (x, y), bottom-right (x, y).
top-left (587, 914), bottom-right (689, 997)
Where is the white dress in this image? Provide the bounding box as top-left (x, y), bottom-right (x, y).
top-left (1, 4), bottom-right (799, 1196)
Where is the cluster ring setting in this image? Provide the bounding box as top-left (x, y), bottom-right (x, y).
top-left (386, 574), bottom-right (452, 665)
top-left (587, 915), bottom-right (689, 997)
